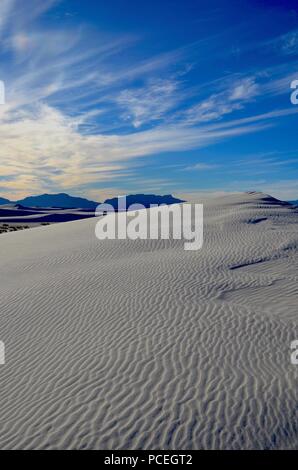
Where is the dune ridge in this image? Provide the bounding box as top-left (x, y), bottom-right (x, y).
top-left (0, 192), bottom-right (297, 449)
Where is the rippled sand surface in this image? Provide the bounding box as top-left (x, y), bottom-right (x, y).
top-left (0, 192), bottom-right (297, 449)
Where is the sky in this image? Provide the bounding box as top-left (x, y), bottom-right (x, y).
top-left (0, 0), bottom-right (297, 202)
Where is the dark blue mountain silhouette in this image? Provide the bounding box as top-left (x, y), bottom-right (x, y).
top-left (288, 200), bottom-right (298, 206)
top-left (104, 194), bottom-right (184, 210)
top-left (0, 193), bottom-right (184, 211)
top-left (0, 197), bottom-right (11, 205)
top-left (16, 193), bottom-right (100, 209)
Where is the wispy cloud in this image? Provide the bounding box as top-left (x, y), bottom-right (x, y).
top-left (115, 78), bottom-right (181, 128)
top-left (268, 29), bottom-right (298, 56)
top-left (183, 77), bottom-right (259, 124)
top-left (183, 163), bottom-right (220, 171)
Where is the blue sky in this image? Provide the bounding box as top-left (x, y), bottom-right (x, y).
top-left (0, 0), bottom-right (297, 201)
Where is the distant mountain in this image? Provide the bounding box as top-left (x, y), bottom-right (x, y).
top-left (0, 193), bottom-right (184, 210)
top-left (104, 194), bottom-right (185, 210)
top-left (17, 193), bottom-right (100, 209)
top-left (0, 197), bottom-right (11, 205)
top-left (288, 200), bottom-right (298, 206)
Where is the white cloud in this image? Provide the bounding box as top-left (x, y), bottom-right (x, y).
top-left (229, 77), bottom-right (258, 101)
top-left (184, 77), bottom-right (259, 123)
top-left (183, 163), bottom-right (220, 171)
top-left (115, 78), bottom-right (180, 128)
top-left (0, 102), bottom-right (276, 199)
top-left (278, 30), bottom-right (298, 55)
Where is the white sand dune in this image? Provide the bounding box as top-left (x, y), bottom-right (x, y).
top-left (0, 192), bottom-right (297, 450)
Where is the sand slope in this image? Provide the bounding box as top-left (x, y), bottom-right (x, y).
top-left (0, 192), bottom-right (297, 449)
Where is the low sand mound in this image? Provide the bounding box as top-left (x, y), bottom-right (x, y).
top-left (0, 192), bottom-right (297, 449)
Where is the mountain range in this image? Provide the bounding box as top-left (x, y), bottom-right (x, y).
top-left (0, 193), bottom-right (184, 209)
top-left (1, 192), bottom-right (296, 209)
